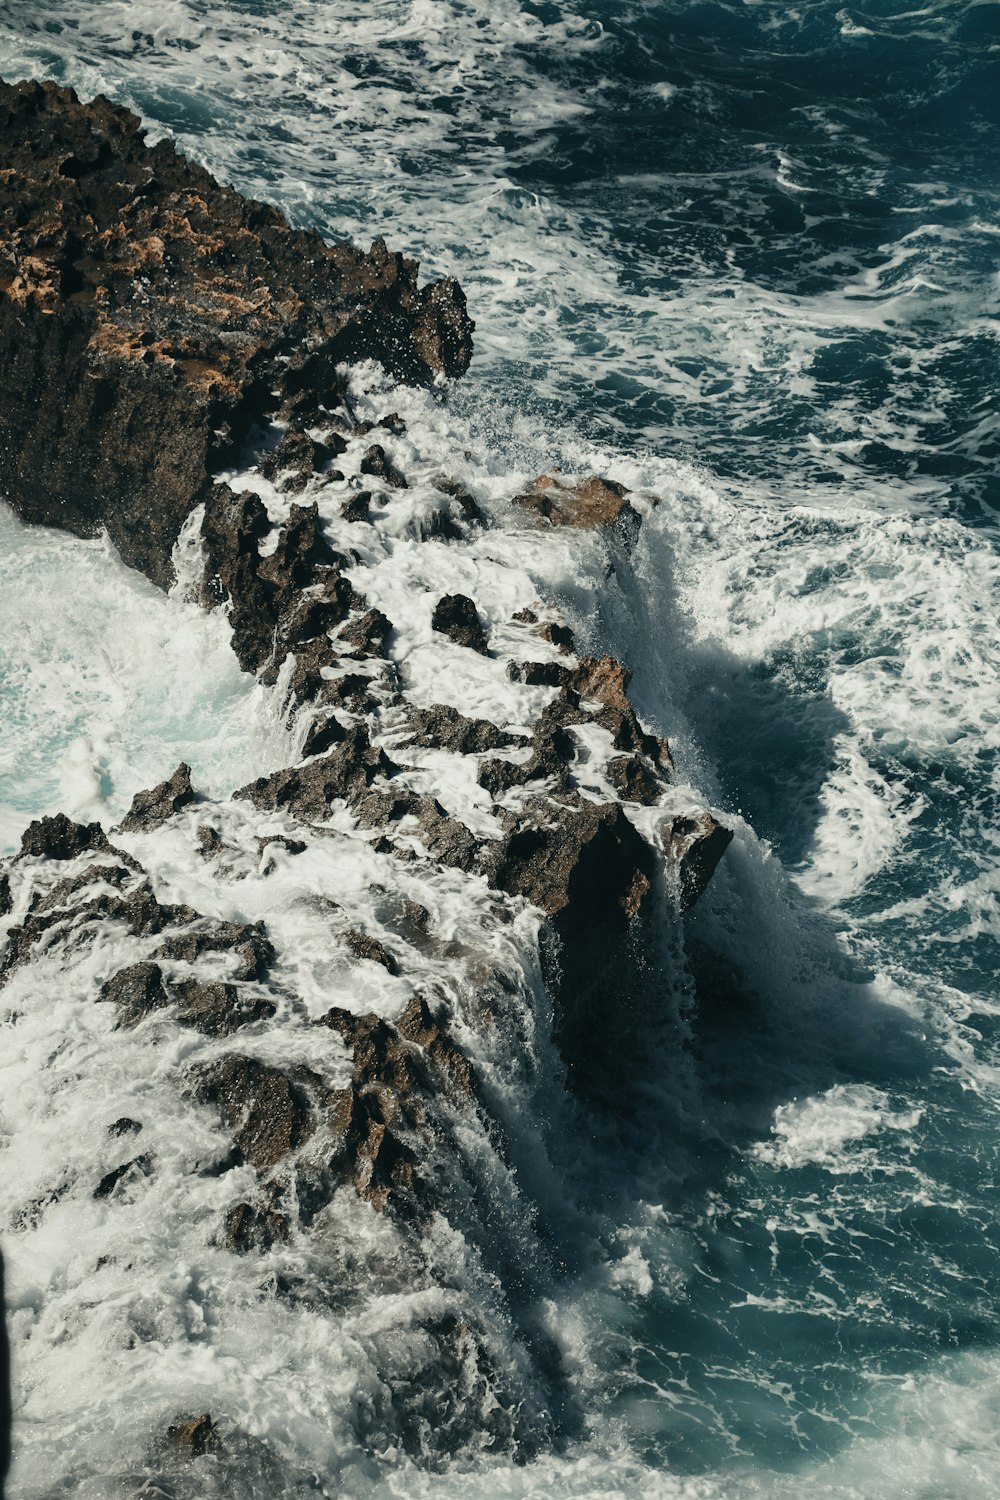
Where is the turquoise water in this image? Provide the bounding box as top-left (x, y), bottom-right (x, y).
top-left (2, 2), bottom-right (1000, 1494)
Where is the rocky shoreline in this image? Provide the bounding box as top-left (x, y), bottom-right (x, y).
top-left (0, 78), bottom-right (732, 1486)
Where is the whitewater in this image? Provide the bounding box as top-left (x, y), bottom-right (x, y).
top-left (1, 0), bottom-right (999, 1495)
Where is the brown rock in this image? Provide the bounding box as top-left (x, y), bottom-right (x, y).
top-left (668, 813), bottom-right (734, 910)
top-left (401, 703), bottom-right (517, 756)
top-left (191, 1054), bottom-right (316, 1173)
top-left (166, 1413), bottom-right (218, 1458)
top-left (222, 1200), bottom-right (289, 1254)
top-left (0, 80), bottom-right (473, 590)
top-left (344, 928), bottom-right (400, 975)
top-left (512, 474), bottom-right (640, 547)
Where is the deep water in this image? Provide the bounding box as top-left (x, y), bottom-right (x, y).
top-left (2, 1), bottom-right (1000, 1495)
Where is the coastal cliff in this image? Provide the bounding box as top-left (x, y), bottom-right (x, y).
top-left (0, 78), bottom-right (732, 1485)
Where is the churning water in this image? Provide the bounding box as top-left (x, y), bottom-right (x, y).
top-left (1, 1), bottom-right (1000, 1495)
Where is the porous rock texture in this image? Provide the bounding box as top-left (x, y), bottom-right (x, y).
top-left (0, 77), bottom-right (472, 588)
top-left (0, 79), bottom-right (735, 1476)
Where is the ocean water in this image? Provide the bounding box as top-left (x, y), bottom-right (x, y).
top-left (1, 1), bottom-right (1000, 1496)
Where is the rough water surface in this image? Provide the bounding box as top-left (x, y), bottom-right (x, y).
top-left (1, 2), bottom-right (999, 1497)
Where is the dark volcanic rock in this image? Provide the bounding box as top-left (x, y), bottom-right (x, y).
top-left (0, 872), bottom-right (11, 917)
top-left (152, 920), bottom-right (274, 981)
top-left (488, 795), bottom-right (658, 1083)
top-left (1, 866), bottom-right (198, 982)
top-left (606, 754), bottom-right (662, 806)
top-left (98, 961), bottom-right (168, 1028)
top-left (360, 443), bottom-right (408, 489)
top-left (402, 704), bottom-right (517, 756)
top-left (93, 1154), bottom-right (152, 1199)
top-left (344, 928), bottom-right (399, 975)
top-left (0, 79), bottom-right (473, 589)
top-left (340, 607), bottom-right (393, 657)
top-left (318, 996), bottom-right (475, 1213)
top-left (222, 1200), bottom-right (289, 1255)
top-left (118, 763), bottom-right (197, 833)
top-left (340, 489), bottom-right (372, 523)
top-left (669, 813), bottom-right (734, 910)
top-left (172, 977), bottom-right (277, 1036)
top-left (431, 594), bottom-right (489, 654)
top-left (18, 814), bottom-right (111, 862)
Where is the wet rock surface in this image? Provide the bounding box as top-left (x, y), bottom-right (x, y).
top-left (431, 593), bottom-right (490, 654)
top-left (118, 763), bottom-right (197, 833)
top-left (0, 78), bottom-right (473, 587)
top-left (0, 73), bottom-right (739, 1480)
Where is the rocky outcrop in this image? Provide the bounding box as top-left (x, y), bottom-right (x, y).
top-left (118, 763), bottom-right (197, 833)
top-left (513, 473), bottom-right (641, 549)
top-left (0, 78), bottom-right (472, 587)
top-left (0, 75), bottom-right (738, 1481)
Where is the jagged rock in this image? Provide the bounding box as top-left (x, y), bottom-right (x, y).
top-left (360, 443), bottom-right (408, 489)
top-left (513, 474), bottom-right (640, 549)
top-left (340, 607), bottom-right (392, 657)
top-left (222, 1200), bottom-right (289, 1255)
top-left (172, 977), bottom-right (277, 1035)
top-left (0, 872), bottom-right (11, 917)
top-left (302, 714), bottom-right (345, 758)
top-left (191, 1055), bottom-right (316, 1173)
top-left (572, 655), bottom-right (671, 769)
top-left (606, 754), bottom-right (662, 806)
top-left (98, 961), bottom-right (168, 1028)
top-left (409, 798), bottom-right (480, 872)
top-left (258, 431), bottom-right (342, 490)
top-left (507, 659), bottom-right (571, 688)
top-left (1, 868), bottom-right (197, 982)
top-left (340, 489), bottom-right (371, 522)
top-left (401, 703), bottom-right (517, 756)
top-left (344, 928), bottom-right (399, 975)
top-left (18, 814), bottom-right (111, 862)
top-left (0, 79), bottom-right (472, 589)
top-left (257, 501), bottom-right (342, 601)
top-left (93, 1154), bottom-right (152, 1199)
top-left (166, 1413), bottom-right (218, 1458)
top-left (477, 757), bottom-right (530, 797)
top-left (539, 620), bottom-right (575, 651)
top-left (236, 727), bottom-right (395, 823)
top-left (199, 486), bottom-right (277, 672)
top-left (668, 813), bottom-right (734, 910)
top-left (478, 701), bottom-right (575, 796)
top-left (152, 920), bottom-right (274, 981)
top-left (431, 594), bottom-right (489, 654)
top-left (488, 794), bottom-right (657, 1083)
top-left (434, 477), bottom-right (484, 526)
top-left (314, 997), bottom-right (475, 1215)
top-left (118, 763), bottom-right (196, 833)
top-left (108, 1118), bottom-right (142, 1138)
top-left (376, 412), bottom-right (407, 436)
top-left (397, 994), bottom-right (476, 1100)
top-left (196, 826), bottom-right (224, 861)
